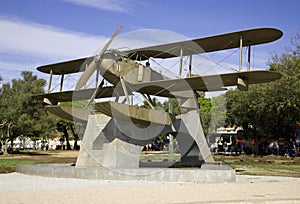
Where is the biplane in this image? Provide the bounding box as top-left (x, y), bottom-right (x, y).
top-left (35, 26), bottom-right (283, 168)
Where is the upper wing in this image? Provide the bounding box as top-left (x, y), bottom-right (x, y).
top-left (37, 57), bottom-right (93, 75)
top-left (131, 70), bottom-right (282, 96)
top-left (125, 28), bottom-right (283, 60)
top-left (36, 28), bottom-right (282, 74)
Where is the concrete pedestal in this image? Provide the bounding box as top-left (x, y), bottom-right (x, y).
top-left (76, 114), bottom-right (142, 168)
top-left (17, 163), bottom-right (236, 183)
top-left (174, 110), bottom-right (214, 164)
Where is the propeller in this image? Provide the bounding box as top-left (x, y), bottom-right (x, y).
top-left (75, 25), bottom-right (123, 91)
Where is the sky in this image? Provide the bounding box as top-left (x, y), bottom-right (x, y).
top-left (0, 0), bottom-right (299, 88)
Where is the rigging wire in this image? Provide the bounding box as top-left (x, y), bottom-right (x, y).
top-left (192, 48), bottom-right (240, 75)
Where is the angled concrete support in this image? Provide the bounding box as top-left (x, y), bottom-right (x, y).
top-left (76, 114), bottom-right (143, 168)
top-left (174, 110), bottom-right (214, 164)
top-left (76, 109), bottom-right (213, 169)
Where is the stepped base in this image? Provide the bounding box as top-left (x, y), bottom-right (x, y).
top-left (16, 162), bottom-right (236, 183)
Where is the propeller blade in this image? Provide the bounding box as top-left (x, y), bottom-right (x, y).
top-left (97, 25), bottom-right (123, 57)
top-left (75, 25), bottom-right (123, 91)
top-left (75, 60), bottom-right (97, 91)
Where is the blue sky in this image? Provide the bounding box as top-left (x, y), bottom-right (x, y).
top-left (0, 0), bottom-right (299, 86)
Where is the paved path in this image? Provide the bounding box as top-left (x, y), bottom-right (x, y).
top-left (0, 173), bottom-right (300, 203)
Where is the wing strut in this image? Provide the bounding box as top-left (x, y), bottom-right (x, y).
top-left (237, 37), bottom-right (250, 91)
top-left (247, 46), bottom-right (251, 71)
top-left (48, 68), bottom-right (53, 93)
top-left (140, 94), bottom-right (155, 109)
top-left (120, 77), bottom-right (130, 104)
top-left (188, 54), bottom-right (192, 77)
top-left (179, 47), bottom-right (183, 77)
top-left (95, 69), bottom-right (100, 87)
top-left (85, 79), bottom-right (105, 108)
top-left (60, 74), bottom-right (64, 92)
top-left (239, 36), bottom-right (252, 72)
top-left (239, 35), bottom-right (243, 72)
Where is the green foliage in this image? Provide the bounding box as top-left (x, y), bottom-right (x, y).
top-left (0, 71), bottom-right (59, 142)
top-left (198, 95), bottom-right (227, 135)
top-left (141, 97), bottom-right (181, 116)
top-left (0, 159), bottom-right (36, 173)
top-left (225, 34), bottom-right (300, 139)
top-left (162, 99), bottom-right (181, 116)
top-left (59, 100), bottom-right (89, 109)
top-left (141, 97), bottom-right (163, 110)
top-left (198, 97), bottom-right (211, 135)
top-left (211, 94), bottom-right (227, 131)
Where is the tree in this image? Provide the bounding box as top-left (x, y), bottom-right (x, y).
top-left (162, 99), bottom-right (181, 116)
top-left (198, 95), bottom-right (227, 135)
top-left (140, 97), bottom-right (181, 115)
top-left (56, 120), bottom-right (72, 150)
top-left (198, 97), bottom-right (212, 135)
top-left (267, 34), bottom-right (300, 136)
top-left (210, 94), bottom-right (227, 132)
top-left (225, 34), bottom-right (300, 153)
top-left (0, 71), bottom-right (59, 153)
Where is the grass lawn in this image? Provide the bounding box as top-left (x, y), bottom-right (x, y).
top-left (215, 154), bottom-right (300, 177)
top-left (0, 159), bottom-right (37, 173)
top-left (0, 150), bottom-right (78, 173)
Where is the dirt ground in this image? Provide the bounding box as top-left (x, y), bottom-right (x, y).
top-left (1, 150), bottom-right (300, 177)
top-left (0, 150), bottom-right (79, 160)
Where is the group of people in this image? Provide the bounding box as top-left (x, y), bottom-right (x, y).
top-left (266, 141), bottom-right (297, 157)
top-left (211, 136), bottom-right (298, 157)
top-left (142, 137), bottom-right (171, 151)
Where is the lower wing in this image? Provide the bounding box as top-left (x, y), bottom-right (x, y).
top-left (130, 70), bottom-right (281, 96)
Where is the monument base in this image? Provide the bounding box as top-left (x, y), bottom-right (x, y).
top-left (16, 162), bottom-right (236, 183)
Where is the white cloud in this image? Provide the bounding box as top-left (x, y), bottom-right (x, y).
top-left (61, 0), bottom-right (131, 12)
top-left (0, 16), bottom-right (107, 61)
top-left (0, 16), bottom-right (110, 84)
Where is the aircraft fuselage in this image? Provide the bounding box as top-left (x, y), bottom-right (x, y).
top-left (99, 52), bottom-right (169, 86)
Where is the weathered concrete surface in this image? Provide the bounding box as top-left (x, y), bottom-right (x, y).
top-left (76, 106), bottom-right (215, 168)
top-left (16, 162), bottom-right (236, 183)
top-left (174, 110), bottom-right (214, 164)
top-left (76, 114), bottom-right (142, 168)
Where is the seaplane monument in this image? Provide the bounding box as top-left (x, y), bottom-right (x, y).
top-left (17, 26), bottom-right (282, 182)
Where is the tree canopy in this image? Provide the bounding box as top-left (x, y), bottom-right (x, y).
top-left (225, 35), bottom-right (300, 139)
top-left (0, 71), bottom-right (59, 149)
top-left (198, 95), bottom-right (227, 135)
